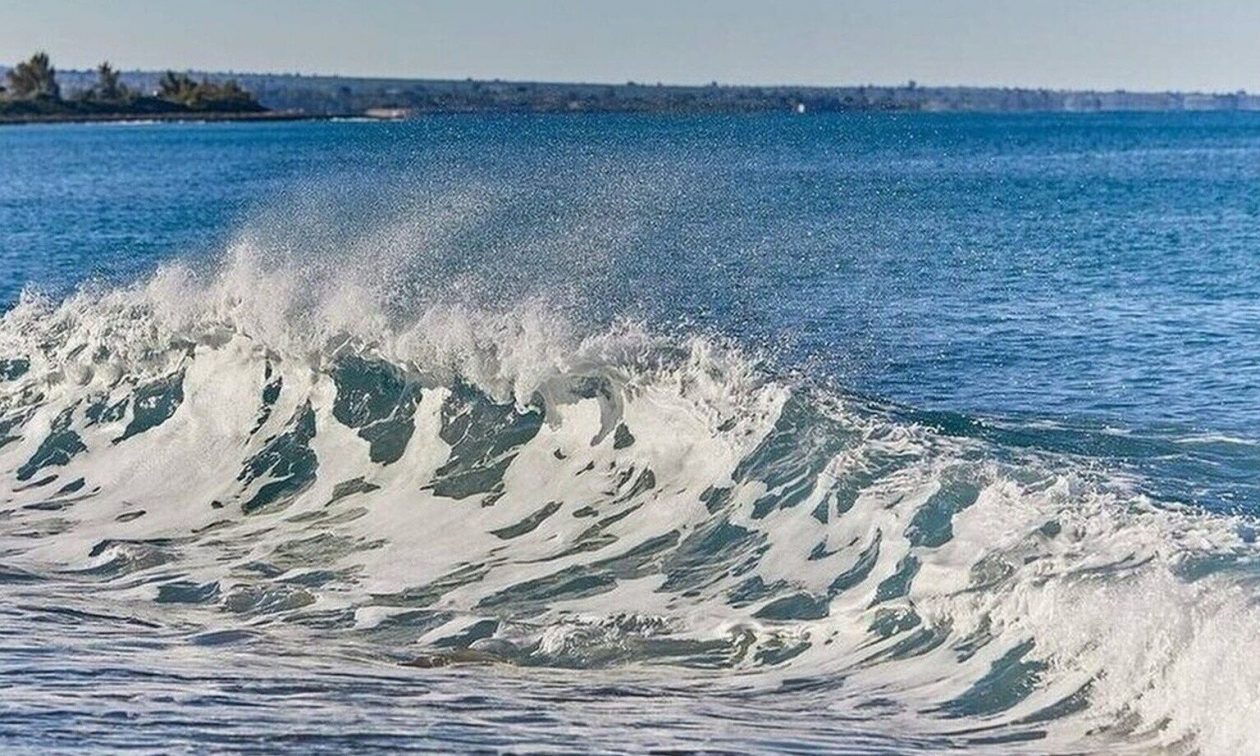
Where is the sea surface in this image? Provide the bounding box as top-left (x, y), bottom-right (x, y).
top-left (1, 113), bottom-right (1259, 753)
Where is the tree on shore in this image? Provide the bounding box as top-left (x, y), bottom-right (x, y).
top-left (5, 52), bottom-right (60, 100)
top-left (158, 70), bottom-right (197, 101)
top-left (158, 71), bottom-right (260, 110)
top-left (88, 61), bottom-right (130, 102)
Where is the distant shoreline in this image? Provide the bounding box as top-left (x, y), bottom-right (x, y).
top-left (9, 66), bottom-right (1260, 117)
top-left (0, 109), bottom-right (321, 126)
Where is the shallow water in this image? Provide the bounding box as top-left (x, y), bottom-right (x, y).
top-left (1, 113), bottom-right (1258, 753)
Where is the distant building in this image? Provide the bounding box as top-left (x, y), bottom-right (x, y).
top-left (364, 107), bottom-right (412, 120)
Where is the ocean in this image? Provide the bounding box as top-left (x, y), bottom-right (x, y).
top-left (1, 112), bottom-right (1258, 753)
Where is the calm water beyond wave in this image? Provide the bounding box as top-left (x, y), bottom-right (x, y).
top-left (2, 113), bottom-right (1260, 753)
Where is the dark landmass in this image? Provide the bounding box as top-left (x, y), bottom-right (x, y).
top-left (0, 107), bottom-right (313, 125)
top-left (1, 55), bottom-right (278, 124)
top-left (5, 55), bottom-right (1260, 122)
top-left (0, 87), bottom-right (294, 124)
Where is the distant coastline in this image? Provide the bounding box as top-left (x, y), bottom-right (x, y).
top-left (94, 71), bottom-right (1260, 116)
top-left (6, 63), bottom-right (1260, 120)
top-left (1, 54), bottom-right (282, 126)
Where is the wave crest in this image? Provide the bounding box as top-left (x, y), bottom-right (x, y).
top-left (1, 246), bottom-right (1257, 753)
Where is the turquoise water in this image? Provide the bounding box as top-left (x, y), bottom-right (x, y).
top-left (1, 114), bottom-right (1259, 752)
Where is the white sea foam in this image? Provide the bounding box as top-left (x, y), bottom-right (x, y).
top-left (0, 241), bottom-right (1257, 754)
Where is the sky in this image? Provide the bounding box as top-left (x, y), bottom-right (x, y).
top-left (3, 0), bottom-right (1260, 92)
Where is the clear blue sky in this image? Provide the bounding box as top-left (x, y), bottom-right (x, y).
top-left (3, 0), bottom-right (1259, 92)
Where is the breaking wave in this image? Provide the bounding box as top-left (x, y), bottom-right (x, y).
top-left (1, 237), bottom-right (1258, 754)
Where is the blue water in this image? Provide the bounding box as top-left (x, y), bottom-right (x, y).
top-left (2, 114), bottom-right (1260, 753)
top-left (7, 115), bottom-right (1260, 430)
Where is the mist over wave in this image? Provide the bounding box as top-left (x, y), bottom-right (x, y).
top-left (1, 193), bottom-right (1258, 754)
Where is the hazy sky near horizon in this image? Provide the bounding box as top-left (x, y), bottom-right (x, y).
top-left (3, 0), bottom-right (1260, 92)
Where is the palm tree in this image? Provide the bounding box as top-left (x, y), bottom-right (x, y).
top-left (5, 52), bottom-right (60, 100)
